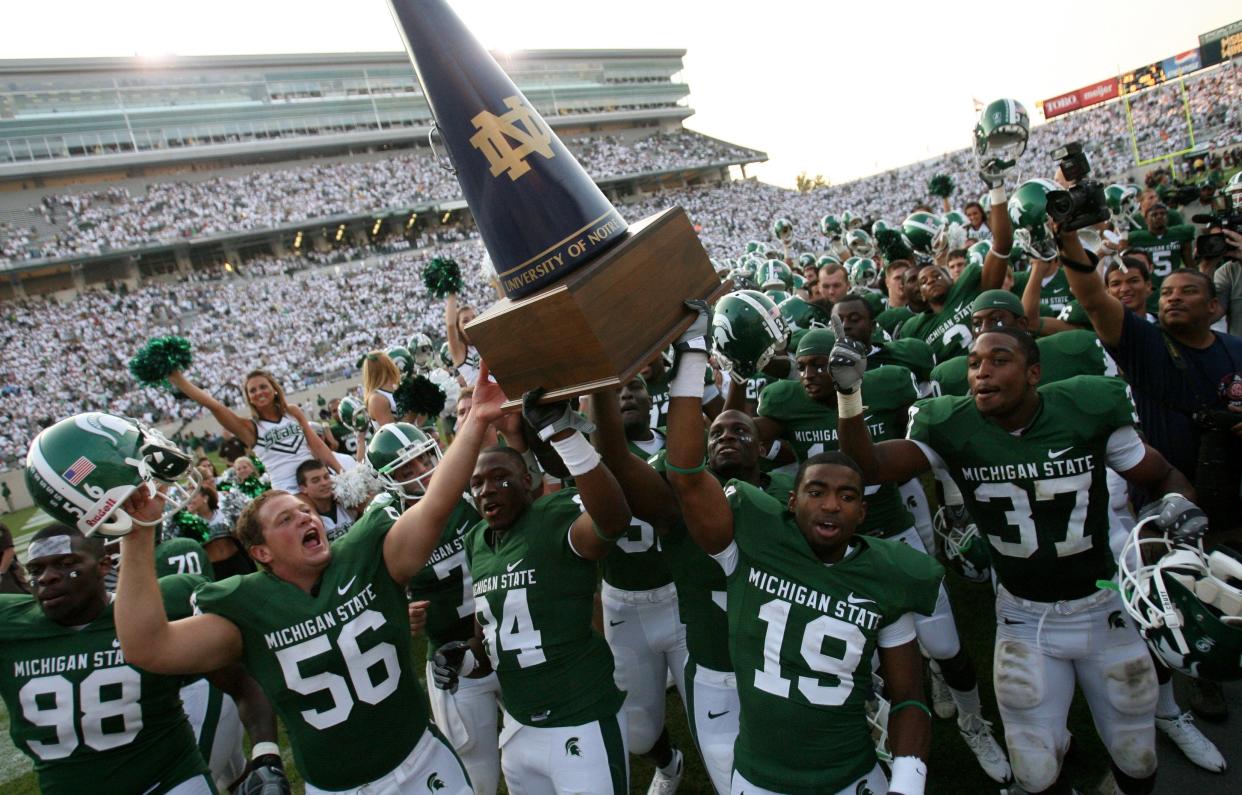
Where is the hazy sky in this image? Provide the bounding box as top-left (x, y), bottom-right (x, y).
top-left (2, 1), bottom-right (1237, 187)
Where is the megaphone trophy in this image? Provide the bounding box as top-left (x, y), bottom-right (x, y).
top-left (387, 0), bottom-right (724, 405)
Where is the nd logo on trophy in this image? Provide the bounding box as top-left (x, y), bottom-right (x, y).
top-left (387, 0), bottom-right (723, 405)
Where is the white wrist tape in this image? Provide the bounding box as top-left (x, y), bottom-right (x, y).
top-left (551, 431), bottom-right (601, 477)
top-left (837, 390), bottom-right (863, 419)
top-left (458, 648), bottom-right (477, 678)
top-left (940, 475), bottom-right (965, 505)
top-left (889, 756), bottom-right (928, 794)
top-left (251, 742), bottom-right (280, 760)
top-left (989, 186), bottom-right (1007, 206)
top-left (668, 352), bottom-right (708, 399)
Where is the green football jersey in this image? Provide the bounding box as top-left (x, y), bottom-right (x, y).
top-left (154, 537), bottom-right (214, 579)
top-left (407, 496), bottom-right (482, 659)
top-left (193, 500), bottom-right (428, 791)
top-left (466, 489), bottom-right (624, 727)
top-left (724, 481), bottom-right (942, 794)
top-left (599, 439), bottom-right (675, 593)
top-left (897, 262), bottom-right (983, 362)
top-left (875, 305), bottom-right (914, 338)
top-left (1011, 267), bottom-right (1074, 317)
top-left (650, 451), bottom-right (794, 672)
top-left (0, 576), bottom-right (209, 795)
top-left (758, 367), bottom-right (917, 537)
top-left (870, 338), bottom-right (934, 383)
top-left (1127, 224), bottom-right (1196, 311)
top-left (908, 376), bottom-right (1139, 601)
top-left (930, 329), bottom-right (1116, 397)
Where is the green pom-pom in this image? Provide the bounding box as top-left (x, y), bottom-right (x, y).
top-left (394, 374), bottom-right (446, 417)
top-left (423, 256), bottom-right (465, 299)
top-left (928, 174), bottom-right (956, 199)
top-left (169, 511), bottom-right (210, 544)
top-left (129, 336), bottom-right (193, 389)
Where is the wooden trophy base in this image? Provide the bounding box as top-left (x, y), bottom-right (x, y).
top-left (464, 206), bottom-right (726, 409)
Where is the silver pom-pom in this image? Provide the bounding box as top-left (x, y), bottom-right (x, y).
top-left (427, 367), bottom-right (462, 418)
top-left (217, 488), bottom-right (252, 527)
top-left (332, 463), bottom-right (380, 508)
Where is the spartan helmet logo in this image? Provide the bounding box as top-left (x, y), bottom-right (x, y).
top-left (425, 772), bottom-right (445, 791)
top-left (1108, 610), bottom-right (1127, 630)
top-left (855, 781), bottom-right (876, 795)
top-left (469, 95), bottom-right (555, 181)
top-left (1195, 636), bottom-right (1216, 654)
top-left (564, 737), bottom-right (582, 757)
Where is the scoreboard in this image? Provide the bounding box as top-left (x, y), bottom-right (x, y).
top-left (1119, 61), bottom-right (1167, 95)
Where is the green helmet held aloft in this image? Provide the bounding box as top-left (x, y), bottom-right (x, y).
top-left (366, 421), bottom-right (442, 503)
top-left (871, 219), bottom-right (892, 237)
top-left (942, 210), bottom-right (967, 228)
top-left (844, 229), bottom-right (876, 259)
top-left (438, 341), bottom-right (454, 369)
top-left (745, 239), bottom-right (768, 255)
top-left (848, 258), bottom-right (882, 289)
top-left (974, 98), bottom-right (1030, 170)
top-left (757, 259), bottom-right (795, 291)
top-left (820, 214), bottom-right (843, 238)
top-left (407, 333), bottom-right (435, 369)
top-left (711, 290), bottom-right (788, 379)
top-left (387, 345), bottom-right (415, 376)
top-left (840, 210), bottom-right (862, 231)
top-left (777, 295), bottom-right (831, 333)
top-left (1007, 178), bottom-right (1061, 261)
top-left (338, 395), bottom-right (370, 432)
top-left (797, 252), bottom-right (818, 270)
top-left (25, 412), bottom-right (199, 537)
top-left (966, 240), bottom-right (992, 269)
top-left (902, 211), bottom-right (943, 255)
top-left (772, 217), bottom-right (795, 241)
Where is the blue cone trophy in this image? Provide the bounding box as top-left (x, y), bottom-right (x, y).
top-left (387, 0), bottom-right (723, 404)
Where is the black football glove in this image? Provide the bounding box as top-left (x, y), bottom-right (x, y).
top-left (1137, 493), bottom-right (1208, 544)
top-left (828, 316), bottom-right (868, 395)
top-left (521, 388), bottom-right (595, 442)
top-left (231, 755), bottom-right (289, 795)
top-left (432, 640), bottom-right (473, 694)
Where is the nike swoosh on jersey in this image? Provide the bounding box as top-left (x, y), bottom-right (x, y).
top-left (506, 559), bottom-right (523, 572)
top-left (707, 710), bottom-right (730, 719)
top-left (609, 619), bottom-right (625, 627)
top-left (846, 592), bottom-right (876, 607)
top-left (1047, 447), bottom-right (1074, 459)
top-left (337, 575), bottom-right (357, 596)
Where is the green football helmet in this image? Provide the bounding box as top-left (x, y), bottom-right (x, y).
top-left (820, 214), bottom-right (843, 239)
top-left (871, 219), bottom-right (892, 237)
top-left (1103, 183), bottom-right (1139, 221)
top-left (844, 229), bottom-right (876, 259)
top-left (25, 412), bottom-right (199, 537)
top-left (966, 240), bottom-right (992, 269)
top-left (387, 345), bottom-right (415, 376)
top-left (1119, 521), bottom-right (1242, 682)
top-left (1223, 171), bottom-right (1242, 209)
top-left (840, 210), bottom-right (862, 231)
top-left (979, 192), bottom-right (992, 214)
top-left (772, 217), bottom-right (795, 242)
top-left (745, 240), bottom-right (768, 255)
top-left (777, 295), bottom-right (831, 333)
top-left (816, 254), bottom-right (841, 269)
top-left (973, 98), bottom-right (1030, 171)
top-left (758, 259), bottom-right (795, 291)
top-left (338, 395), bottom-right (370, 432)
top-left (797, 252), bottom-right (817, 270)
top-left (933, 505), bottom-right (991, 583)
top-left (438, 342), bottom-right (454, 369)
top-left (727, 267), bottom-right (758, 290)
top-left (408, 333), bottom-right (435, 369)
top-left (763, 288), bottom-right (790, 304)
top-left (1007, 178), bottom-right (1061, 261)
top-left (791, 273), bottom-right (806, 290)
top-left (366, 421), bottom-right (442, 503)
top-left (902, 212), bottom-right (943, 255)
top-left (942, 210), bottom-right (968, 228)
top-left (848, 258), bottom-right (882, 290)
top-left (711, 290), bottom-right (789, 379)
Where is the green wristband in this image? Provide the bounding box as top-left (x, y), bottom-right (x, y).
top-left (890, 699), bottom-right (932, 718)
top-left (665, 458), bottom-right (708, 475)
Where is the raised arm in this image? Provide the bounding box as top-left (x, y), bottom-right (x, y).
top-left (979, 181), bottom-right (1012, 292)
top-left (829, 318), bottom-right (932, 484)
top-left (286, 403), bottom-right (340, 473)
top-left (445, 293), bottom-right (467, 367)
top-left (588, 387), bottom-right (680, 529)
top-left (665, 302), bottom-right (735, 554)
top-left (168, 371), bottom-right (257, 447)
top-left (383, 362), bottom-right (506, 582)
top-left (115, 490), bottom-right (244, 674)
top-left (1057, 229), bottom-right (1125, 347)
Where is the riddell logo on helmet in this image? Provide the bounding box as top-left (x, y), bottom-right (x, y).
top-left (84, 498), bottom-right (118, 528)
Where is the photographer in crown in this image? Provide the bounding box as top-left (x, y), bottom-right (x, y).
top-left (1058, 139), bottom-right (1242, 721)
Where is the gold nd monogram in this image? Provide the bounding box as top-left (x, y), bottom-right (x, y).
top-left (469, 96), bottom-right (555, 181)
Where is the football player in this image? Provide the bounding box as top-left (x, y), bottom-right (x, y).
top-left (834, 326), bottom-right (1196, 794)
top-left (435, 390), bottom-right (635, 794)
top-left (369, 421), bottom-right (502, 794)
top-left (112, 364), bottom-right (510, 794)
top-left (663, 306), bottom-right (942, 794)
top-left (752, 327), bottom-right (1010, 783)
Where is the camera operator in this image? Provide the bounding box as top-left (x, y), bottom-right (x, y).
top-left (1206, 175), bottom-right (1242, 336)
